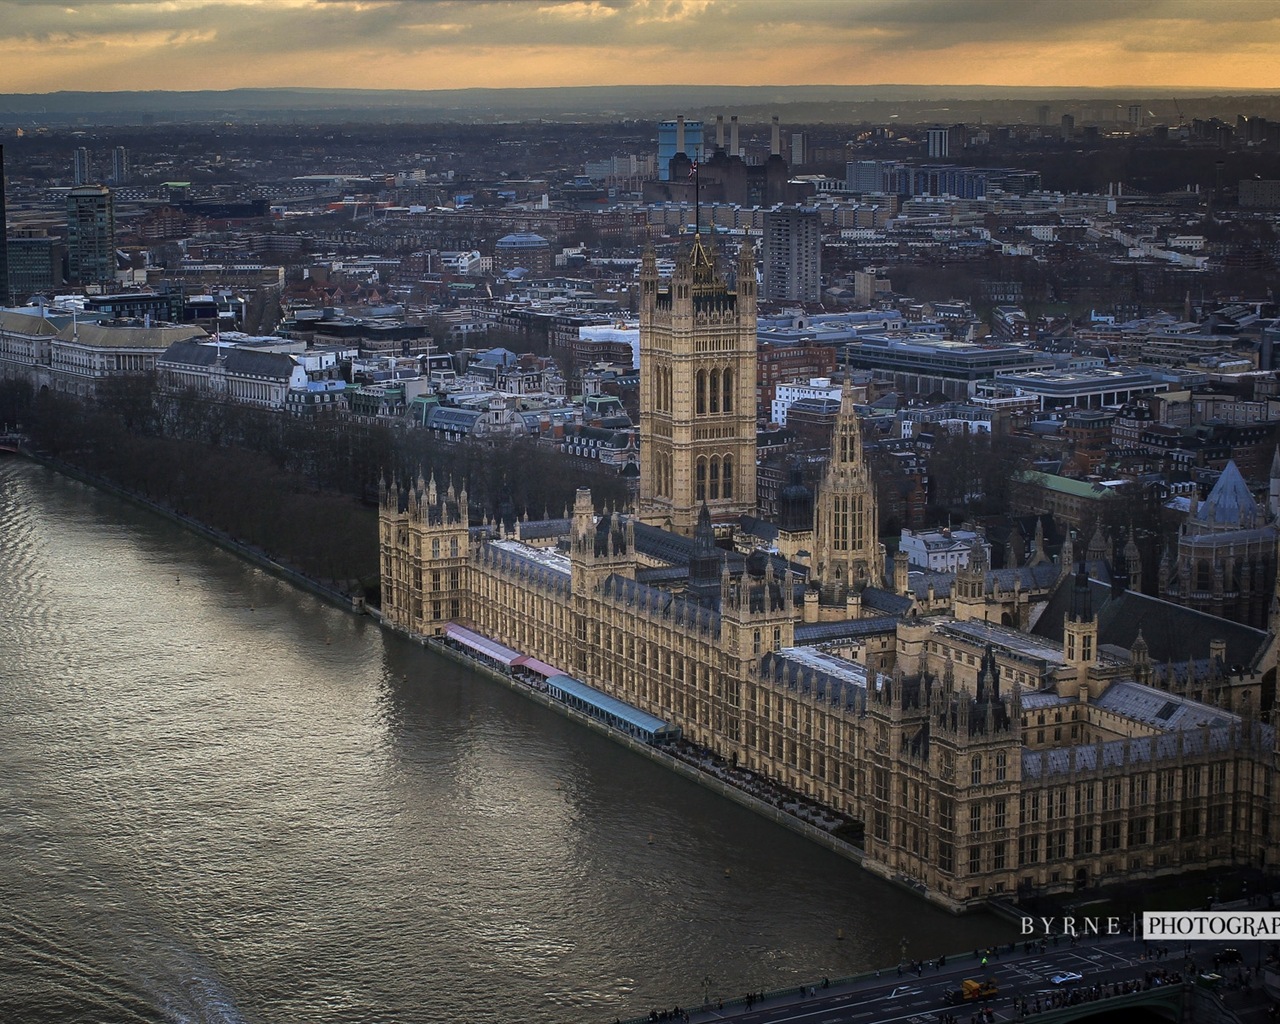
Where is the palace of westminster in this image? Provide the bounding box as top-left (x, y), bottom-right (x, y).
top-left (380, 238), bottom-right (1279, 911)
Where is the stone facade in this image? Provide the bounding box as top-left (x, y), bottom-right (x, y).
top-left (637, 240), bottom-right (758, 535)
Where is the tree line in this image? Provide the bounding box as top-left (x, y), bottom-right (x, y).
top-left (3, 375), bottom-right (634, 603)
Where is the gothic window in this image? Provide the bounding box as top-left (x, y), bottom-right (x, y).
top-left (709, 456), bottom-right (720, 500)
top-left (450, 537), bottom-right (459, 558)
top-left (722, 368), bottom-right (733, 412)
top-left (696, 370), bottom-right (706, 415)
top-left (995, 751), bottom-right (1007, 782)
top-left (833, 496), bottom-right (849, 550)
top-left (696, 458), bottom-right (707, 502)
top-left (709, 369), bottom-right (720, 413)
top-left (970, 755), bottom-right (982, 786)
top-left (723, 456), bottom-right (733, 500)
top-left (432, 538), bottom-right (440, 558)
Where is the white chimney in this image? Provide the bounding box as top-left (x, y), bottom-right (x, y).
top-left (730, 116), bottom-right (739, 157)
top-left (716, 114), bottom-right (725, 150)
top-left (676, 115), bottom-right (686, 155)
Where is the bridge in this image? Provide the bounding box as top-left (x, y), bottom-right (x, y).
top-left (618, 936), bottom-right (1268, 1024)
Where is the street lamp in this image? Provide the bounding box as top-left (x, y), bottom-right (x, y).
top-left (702, 975), bottom-right (712, 1007)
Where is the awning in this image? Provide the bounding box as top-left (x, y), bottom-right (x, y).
top-left (444, 622), bottom-right (521, 667)
top-left (514, 656), bottom-right (563, 678)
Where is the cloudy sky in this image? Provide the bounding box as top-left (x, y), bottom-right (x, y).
top-left (3, 0), bottom-right (1279, 94)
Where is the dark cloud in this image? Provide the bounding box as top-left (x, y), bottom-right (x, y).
top-left (1, 0), bottom-right (1277, 90)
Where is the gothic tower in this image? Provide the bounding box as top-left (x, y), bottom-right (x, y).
top-left (638, 239), bottom-right (758, 536)
top-left (812, 377), bottom-right (883, 602)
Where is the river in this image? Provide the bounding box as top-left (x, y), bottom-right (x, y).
top-left (0, 459), bottom-right (1009, 1023)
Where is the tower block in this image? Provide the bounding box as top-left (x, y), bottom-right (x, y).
top-left (638, 240), bottom-right (758, 536)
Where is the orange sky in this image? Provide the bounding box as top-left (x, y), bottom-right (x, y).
top-left (3, 0), bottom-right (1279, 94)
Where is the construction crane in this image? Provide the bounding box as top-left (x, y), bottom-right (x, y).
top-left (1173, 98), bottom-right (1184, 127)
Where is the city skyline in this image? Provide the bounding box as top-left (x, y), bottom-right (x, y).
top-left (3, 0), bottom-right (1280, 95)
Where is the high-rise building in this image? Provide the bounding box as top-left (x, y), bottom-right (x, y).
top-left (0, 144), bottom-right (10, 307)
top-left (7, 234), bottom-right (57, 297)
top-left (73, 146), bottom-right (90, 186)
top-left (656, 116), bottom-right (703, 181)
top-left (926, 126), bottom-right (950, 159)
top-left (789, 131), bottom-right (806, 166)
top-left (638, 239), bottom-right (758, 534)
top-left (112, 146), bottom-right (130, 185)
top-left (66, 185), bottom-right (116, 288)
top-left (1060, 114), bottom-right (1075, 141)
top-left (761, 207), bottom-right (822, 303)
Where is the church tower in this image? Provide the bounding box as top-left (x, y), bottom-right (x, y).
top-left (638, 239), bottom-right (758, 536)
top-left (811, 377), bottom-right (883, 602)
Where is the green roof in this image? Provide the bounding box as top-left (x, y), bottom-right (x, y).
top-left (1015, 471), bottom-right (1117, 500)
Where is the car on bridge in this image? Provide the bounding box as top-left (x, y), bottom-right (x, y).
top-left (944, 978), bottom-right (999, 1004)
top-left (1049, 972), bottom-right (1083, 985)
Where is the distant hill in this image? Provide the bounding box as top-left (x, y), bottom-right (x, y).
top-left (3, 85), bottom-right (1279, 126)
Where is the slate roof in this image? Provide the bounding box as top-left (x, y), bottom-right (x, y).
top-left (631, 521), bottom-right (807, 581)
top-left (601, 573), bottom-right (720, 637)
top-left (1021, 723), bottom-right (1271, 780)
top-left (906, 562), bottom-right (1065, 601)
top-left (1030, 576), bottom-right (1270, 671)
top-left (1093, 679), bottom-right (1238, 731)
top-left (794, 616), bottom-right (899, 644)
top-left (159, 339), bottom-right (299, 380)
top-left (861, 586), bottom-right (914, 615)
top-left (1193, 460), bottom-right (1262, 529)
top-left (66, 322), bottom-right (205, 349)
top-left (759, 648), bottom-right (874, 708)
top-left (478, 539), bottom-right (571, 593)
top-left (0, 310), bottom-right (59, 335)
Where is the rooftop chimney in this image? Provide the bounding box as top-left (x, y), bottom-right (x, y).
top-left (715, 114), bottom-right (725, 150)
top-left (771, 116), bottom-right (780, 156)
top-left (676, 115), bottom-right (686, 155)
top-left (730, 116), bottom-right (739, 157)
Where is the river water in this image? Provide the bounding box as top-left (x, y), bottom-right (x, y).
top-left (0, 460), bottom-right (1009, 1023)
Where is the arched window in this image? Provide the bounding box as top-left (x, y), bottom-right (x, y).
top-left (450, 537), bottom-right (459, 557)
top-left (723, 456), bottom-right (733, 499)
top-left (709, 456), bottom-right (720, 500)
top-left (696, 370), bottom-right (706, 415)
top-left (722, 368), bottom-right (733, 412)
top-left (709, 369), bottom-right (720, 414)
top-left (970, 755), bottom-right (982, 786)
top-left (695, 458), bottom-right (707, 501)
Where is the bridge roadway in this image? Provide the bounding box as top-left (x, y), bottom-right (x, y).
top-left (630, 936), bottom-right (1267, 1024)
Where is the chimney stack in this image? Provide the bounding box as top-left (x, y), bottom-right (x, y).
top-left (730, 116), bottom-right (739, 157)
top-left (771, 116), bottom-right (780, 156)
top-left (715, 114), bottom-right (725, 150)
top-left (676, 115), bottom-right (686, 155)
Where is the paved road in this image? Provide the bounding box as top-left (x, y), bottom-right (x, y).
top-left (662, 935), bottom-right (1267, 1024)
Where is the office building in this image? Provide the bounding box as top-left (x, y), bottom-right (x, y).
top-left (66, 185), bottom-right (116, 289)
top-left (112, 146), bottom-right (130, 185)
top-left (761, 207), bottom-right (822, 303)
top-left (73, 146), bottom-right (90, 186)
top-left (7, 235), bottom-right (57, 297)
top-left (926, 127), bottom-right (950, 159)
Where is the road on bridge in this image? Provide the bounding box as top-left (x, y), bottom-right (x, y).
top-left (661, 934), bottom-right (1263, 1024)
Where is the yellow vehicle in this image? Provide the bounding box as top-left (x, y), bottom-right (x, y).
top-left (945, 978), bottom-right (1000, 1005)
